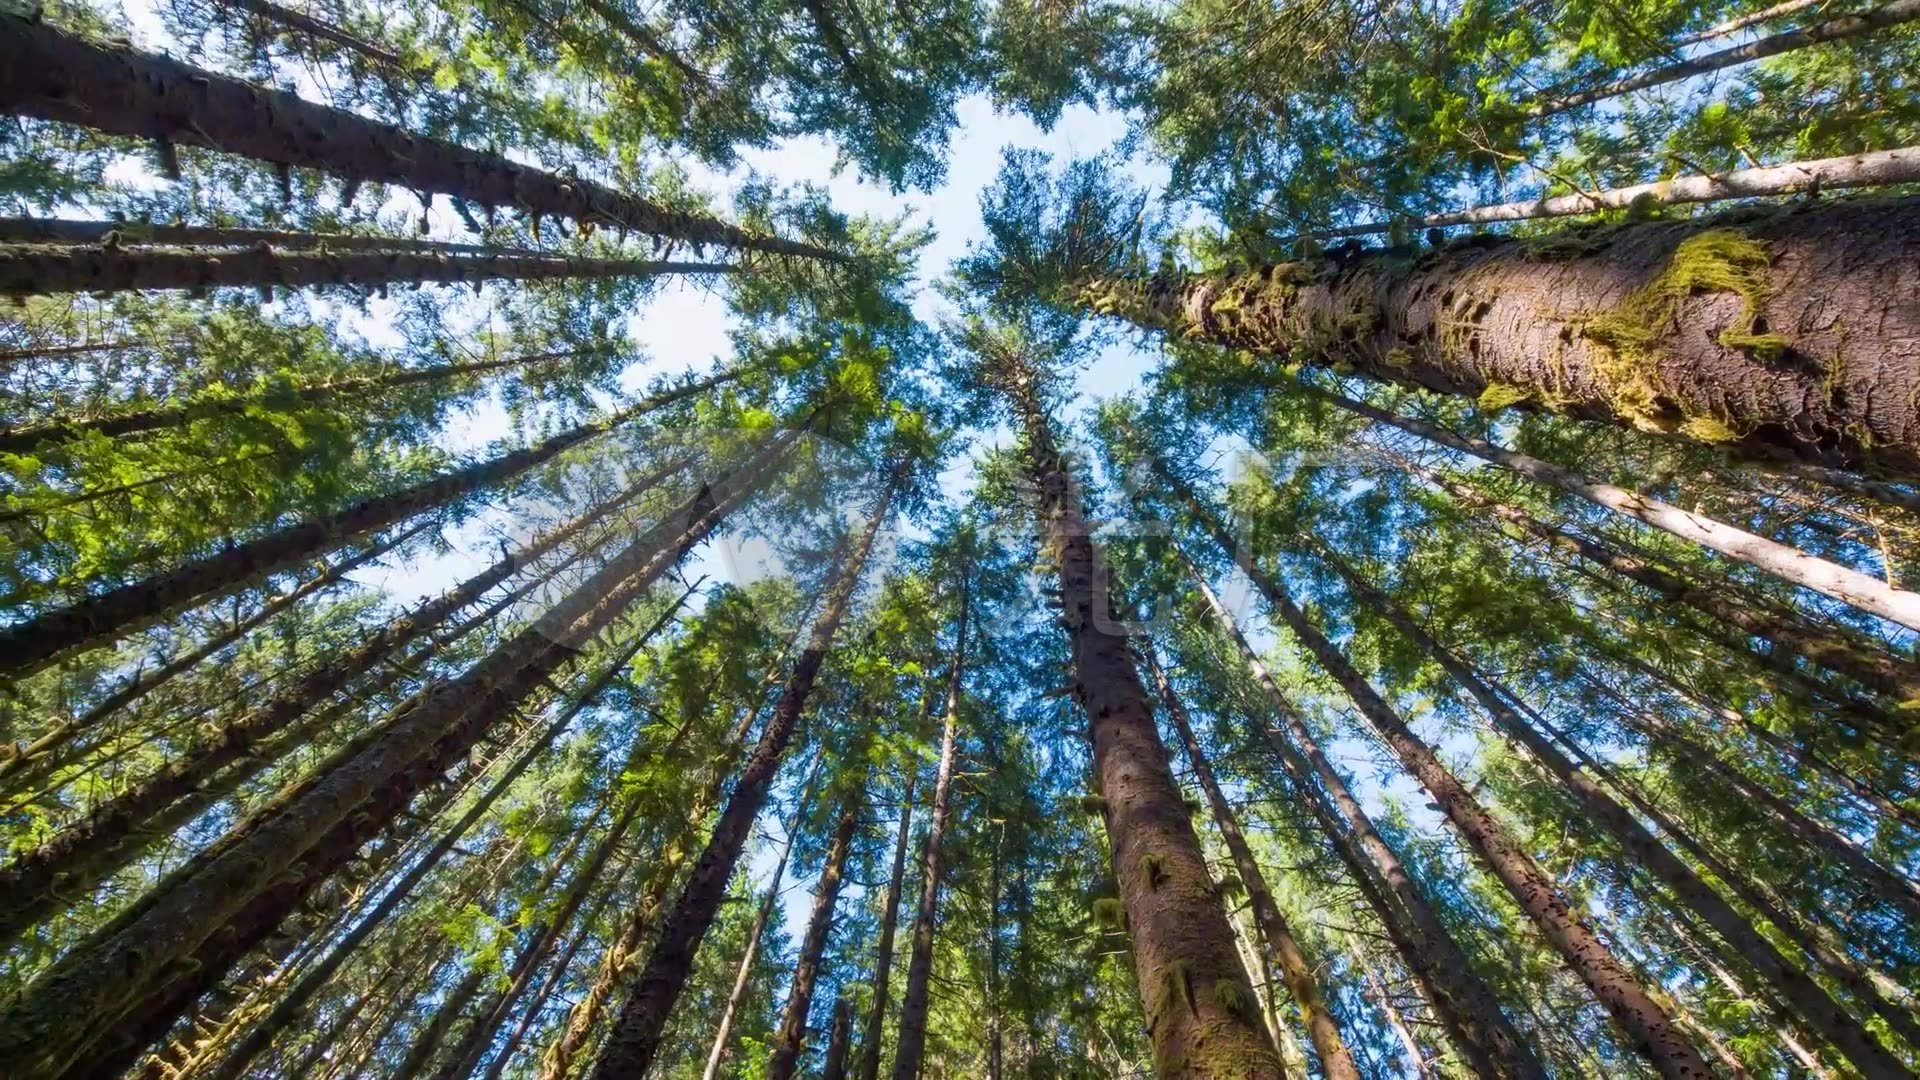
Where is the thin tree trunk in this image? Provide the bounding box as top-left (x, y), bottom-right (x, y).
top-left (0, 339), bottom-right (150, 364)
top-left (769, 781), bottom-right (865, 1080)
top-left (0, 242), bottom-right (731, 297)
top-left (1078, 197), bottom-right (1920, 476)
top-left (1524, 0), bottom-right (1920, 116)
top-left (1344, 932), bottom-right (1435, 1080)
top-left (822, 997), bottom-right (856, 1080)
top-left (697, 767), bottom-right (819, 1080)
top-left (0, 217), bottom-right (544, 254)
top-left (1177, 485), bottom-right (1713, 1077)
top-left (221, 0), bottom-right (411, 66)
top-left (587, 452), bottom-right (905, 1078)
top-left (891, 568), bottom-right (970, 1080)
top-left (0, 16), bottom-right (845, 261)
top-left (1309, 539), bottom-right (1909, 1077)
top-left (0, 348), bottom-right (581, 453)
top-left (854, 759), bottom-right (918, 1080)
top-left (1181, 559), bottom-right (1543, 1080)
top-left (1683, 0), bottom-right (1822, 44)
top-left (0, 423), bottom-right (806, 1076)
top-left (986, 351), bottom-right (1283, 1080)
top-left (0, 365), bottom-right (739, 678)
top-left (1289, 146), bottom-right (1920, 239)
top-left (1145, 646), bottom-right (1361, 1080)
top-left (1321, 385), bottom-right (1920, 630)
top-left (985, 820), bottom-right (1005, 1080)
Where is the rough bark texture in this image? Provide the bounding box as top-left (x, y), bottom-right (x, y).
top-left (1316, 541), bottom-right (1909, 1078)
top-left (1146, 648), bottom-right (1361, 1080)
top-left (890, 576), bottom-right (969, 1080)
top-left (587, 455), bottom-right (902, 1079)
top-left (0, 16), bottom-right (844, 261)
top-left (0, 367), bottom-right (736, 678)
top-left (769, 788), bottom-right (863, 1080)
top-left (855, 762), bottom-right (917, 1080)
top-left (0, 242), bottom-right (730, 297)
top-left (995, 360), bottom-right (1283, 1080)
top-left (1180, 495), bottom-right (1713, 1077)
top-left (1317, 385), bottom-right (1920, 631)
top-left (0, 426), bottom-right (802, 1076)
top-left (1082, 197), bottom-right (1920, 476)
top-left (1181, 559), bottom-right (1543, 1080)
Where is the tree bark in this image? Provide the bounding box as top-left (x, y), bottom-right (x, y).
top-left (1311, 539), bottom-right (1910, 1078)
top-left (587, 452), bottom-right (905, 1078)
top-left (988, 350), bottom-right (1284, 1080)
top-left (855, 759), bottom-right (918, 1080)
top-left (1175, 488), bottom-right (1713, 1077)
top-left (0, 365), bottom-right (739, 678)
top-left (1524, 0), bottom-right (1920, 116)
top-left (1318, 385), bottom-right (1920, 630)
top-left (0, 423), bottom-right (805, 1076)
top-left (0, 16), bottom-right (845, 262)
top-left (1145, 646), bottom-right (1361, 1080)
top-left (1181, 559), bottom-right (1543, 1080)
top-left (0, 217), bottom-right (542, 254)
top-left (822, 996), bottom-right (856, 1080)
top-left (0, 242), bottom-right (732, 297)
top-left (890, 570), bottom-right (970, 1080)
top-left (1080, 197), bottom-right (1920, 476)
top-left (769, 783), bottom-right (864, 1080)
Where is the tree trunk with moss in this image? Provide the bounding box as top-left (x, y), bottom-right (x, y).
top-left (1181, 559), bottom-right (1543, 1080)
top-left (1315, 540), bottom-right (1910, 1078)
top-left (0, 425), bottom-right (805, 1077)
top-left (0, 16), bottom-right (843, 262)
top-left (770, 783), bottom-right (864, 1080)
top-left (588, 455), bottom-right (904, 1079)
top-left (891, 575), bottom-right (969, 1080)
top-left (1079, 197), bottom-right (1920, 477)
top-left (0, 367), bottom-right (740, 679)
top-left (1145, 646), bottom-right (1361, 1080)
top-left (1177, 493), bottom-right (1714, 1077)
top-left (988, 352), bottom-right (1283, 1080)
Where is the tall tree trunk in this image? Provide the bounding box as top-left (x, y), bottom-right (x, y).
top-left (0, 365), bottom-right (739, 678)
top-left (1319, 385), bottom-right (1920, 630)
top-left (1381, 450), bottom-right (1920, 710)
top-left (1181, 558), bottom-right (1543, 1080)
top-left (1290, 147), bottom-right (1920, 240)
top-left (1173, 486), bottom-right (1714, 1077)
top-left (0, 216), bottom-right (548, 254)
top-left (696, 766), bottom-right (819, 1080)
top-left (1078, 196), bottom-right (1920, 476)
top-left (0, 16), bottom-right (844, 262)
top-left (0, 458), bottom-right (688, 945)
top-left (1310, 540), bottom-right (1909, 1077)
top-left (1343, 932), bottom-right (1435, 1080)
top-left (986, 820), bottom-right (1005, 1080)
top-left (0, 422), bottom-right (806, 1076)
top-left (0, 348), bottom-right (583, 454)
top-left (822, 997), bottom-right (856, 1080)
top-left (0, 242), bottom-right (733, 298)
top-left (1523, 0), bottom-right (1920, 116)
top-left (985, 352), bottom-right (1283, 1080)
top-left (769, 781), bottom-right (865, 1080)
top-left (890, 569), bottom-right (970, 1080)
top-left (1144, 646), bottom-right (1361, 1080)
top-left (855, 759), bottom-right (918, 1080)
top-left (587, 452), bottom-right (906, 1078)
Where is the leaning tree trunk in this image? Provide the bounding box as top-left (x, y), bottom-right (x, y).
top-left (854, 754), bottom-right (919, 1080)
top-left (1145, 646), bottom-right (1360, 1080)
top-left (1180, 559), bottom-right (1543, 1080)
top-left (0, 365), bottom-right (739, 679)
top-left (1522, 0), bottom-right (1920, 117)
top-left (221, 0), bottom-right (413, 67)
top-left (1312, 539), bottom-right (1910, 1078)
top-left (1079, 196), bottom-right (1920, 477)
top-left (990, 354), bottom-right (1284, 1080)
top-left (769, 780), bottom-right (865, 1080)
top-left (1175, 489), bottom-right (1714, 1077)
top-left (0, 457), bottom-right (689, 946)
top-left (0, 348), bottom-right (582, 454)
top-left (1317, 385), bottom-right (1920, 631)
top-left (0, 242), bottom-right (732, 297)
top-left (890, 572), bottom-right (970, 1080)
top-left (0, 423), bottom-right (806, 1077)
top-left (0, 16), bottom-right (844, 262)
top-left (587, 452), bottom-right (906, 1079)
